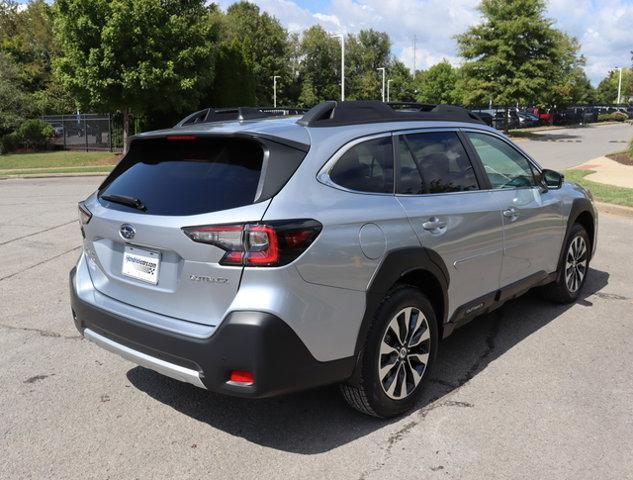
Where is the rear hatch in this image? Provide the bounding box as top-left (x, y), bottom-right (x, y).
top-left (82, 135), bottom-right (307, 326)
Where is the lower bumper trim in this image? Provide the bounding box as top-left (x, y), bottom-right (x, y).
top-left (83, 328), bottom-right (206, 389)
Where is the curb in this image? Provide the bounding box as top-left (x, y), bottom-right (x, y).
top-left (595, 201), bottom-right (633, 219)
top-left (0, 172), bottom-right (109, 180)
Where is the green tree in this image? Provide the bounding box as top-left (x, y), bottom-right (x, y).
top-left (596, 68), bottom-right (633, 104)
top-left (53, 0), bottom-right (217, 150)
top-left (387, 60), bottom-right (416, 102)
top-left (346, 29), bottom-right (391, 100)
top-left (222, 2), bottom-right (292, 105)
top-left (296, 25), bottom-right (340, 104)
top-left (414, 61), bottom-right (461, 104)
top-left (0, 52), bottom-right (33, 136)
top-left (0, 0), bottom-right (74, 114)
top-left (209, 41), bottom-right (257, 107)
top-left (456, 0), bottom-right (584, 108)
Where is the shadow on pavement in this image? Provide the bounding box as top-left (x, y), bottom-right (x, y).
top-left (127, 268), bottom-right (609, 454)
top-left (528, 133), bottom-right (583, 142)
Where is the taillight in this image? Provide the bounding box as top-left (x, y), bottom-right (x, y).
top-left (78, 202), bottom-right (92, 225)
top-left (182, 220), bottom-right (321, 267)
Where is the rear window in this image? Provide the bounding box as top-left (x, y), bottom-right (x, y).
top-left (99, 137), bottom-right (264, 216)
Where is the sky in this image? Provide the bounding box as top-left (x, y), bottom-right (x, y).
top-left (214, 0), bottom-right (633, 85)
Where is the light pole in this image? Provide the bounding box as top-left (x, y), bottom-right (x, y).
top-left (616, 67), bottom-right (623, 104)
top-left (377, 67), bottom-right (386, 102)
top-left (273, 75), bottom-right (281, 108)
top-left (387, 79), bottom-right (392, 102)
top-left (330, 33), bottom-right (345, 101)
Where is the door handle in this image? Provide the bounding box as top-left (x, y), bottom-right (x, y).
top-left (422, 217), bottom-right (447, 232)
top-left (502, 207), bottom-right (518, 220)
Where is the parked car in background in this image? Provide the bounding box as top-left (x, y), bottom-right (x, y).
top-left (517, 111), bottom-right (541, 128)
top-left (531, 107), bottom-right (554, 125)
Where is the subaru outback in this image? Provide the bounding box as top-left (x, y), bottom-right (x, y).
top-left (70, 101), bottom-right (597, 417)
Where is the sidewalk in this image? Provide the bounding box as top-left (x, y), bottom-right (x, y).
top-left (570, 155), bottom-right (633, 188)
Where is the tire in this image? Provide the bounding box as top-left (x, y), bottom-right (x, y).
top-left (340, 285), bottom-right (438, 418)
top-left (541, 223), bottom-right (591, 303)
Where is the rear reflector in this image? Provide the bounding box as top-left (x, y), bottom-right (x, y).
top-left (229, 370), bottom-right (254, 384)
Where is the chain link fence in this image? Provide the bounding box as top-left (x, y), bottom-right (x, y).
top-left (41, 113), bottom-right (127, 152)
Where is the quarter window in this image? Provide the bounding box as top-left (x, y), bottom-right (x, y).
top-left (329, 137), bottom-right (394, 193)
top-left (397, 131), bottom-right (478, 194)
top-left (466, 132), bottom-right (535, 189)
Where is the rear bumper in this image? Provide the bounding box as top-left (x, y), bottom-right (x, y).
top-left (70, 267), bottom-right (354, 398)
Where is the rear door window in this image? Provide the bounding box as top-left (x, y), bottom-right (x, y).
top-left (396, 131), bottom-right (479, 194)
top-left (329, 136), bottom-right (394, 193)
top-left (99, 137), bottom-right (264, 216)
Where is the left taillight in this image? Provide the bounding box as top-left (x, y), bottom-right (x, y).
top-left (182, 220), bottom-right (322, 267)
top-left (78, 202), bottom-right (92, 238)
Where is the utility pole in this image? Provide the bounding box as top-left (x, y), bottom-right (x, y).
top-left (387, 79), bottom-right (392, 102)
top-left (413, 35), bottom-right (417, 73)
top-left (377, 67), bottom-right (386, 102)
top-left (617, 67), bottom-right (623, 104)
top-left (273, 75), bottom-right (281, 108)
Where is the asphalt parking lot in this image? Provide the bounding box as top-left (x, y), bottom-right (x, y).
top-left (518, 122), bottom-right (632, 170)
top-left (2, 126), bottom-right (633, 479)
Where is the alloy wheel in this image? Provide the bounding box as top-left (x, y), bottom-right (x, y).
top-left (565, 235), bottom-right (588, 293)
top-left (378, 307), bottom-right (431, 400)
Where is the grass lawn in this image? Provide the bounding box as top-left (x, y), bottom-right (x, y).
top-left (564, 169), bottom-right (633, 208)
top-left (0, 151), bottom-right (119, 171)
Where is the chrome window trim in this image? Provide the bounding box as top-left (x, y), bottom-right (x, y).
top-left (317, 132), bottom-right (395, 196)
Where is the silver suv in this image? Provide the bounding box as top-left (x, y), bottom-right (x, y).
top-left (70, 101), bottom-right (597, 417)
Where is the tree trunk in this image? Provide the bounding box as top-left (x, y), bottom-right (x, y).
top-left (122, 107), bottom-right (130, 154)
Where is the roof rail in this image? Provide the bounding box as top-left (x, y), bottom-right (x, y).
top-left (297, 101), bottom-right (485, 127)
top-left (175, 106), bottom-right (308, 128)
top-left (387, 102), bottom-right (436, 111)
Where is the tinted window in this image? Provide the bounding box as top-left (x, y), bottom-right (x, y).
top-left (100, 138), bottom-right (263, 216)
top-left (466, 132), bottom-right (535, 189)
top-left (397, 131), bottom-right (478, 194)
top-left (397, 137), bottom-right (424, 194)
top-left (329, 137), bottom-right (394, 193)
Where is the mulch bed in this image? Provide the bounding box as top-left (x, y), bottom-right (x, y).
top-left (607, 152), bottom-right (633, 166)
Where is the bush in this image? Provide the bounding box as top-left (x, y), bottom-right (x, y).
top-left (598, 112), bottom-right (629, 122)
top-left (16, 119), bottom-right (55, 150)
top-left (0, 132), bottom-right (20, 154)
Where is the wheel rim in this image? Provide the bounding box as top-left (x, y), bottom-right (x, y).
top-left (565, 235), bottom-right (588, 293)
top-left (378, 307), bottom-right (431, 400)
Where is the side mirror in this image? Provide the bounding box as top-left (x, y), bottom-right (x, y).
top-left (541, 169), bottom-right (564, 190)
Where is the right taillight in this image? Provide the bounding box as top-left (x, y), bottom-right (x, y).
top-left (182, 219), bottom-right (322, 267)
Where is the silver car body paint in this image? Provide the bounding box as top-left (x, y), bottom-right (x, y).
top-left (74, 115), bottom-right (595, 363)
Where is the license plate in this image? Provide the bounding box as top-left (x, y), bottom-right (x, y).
top-left (122, 246), bottom-right (160, 284)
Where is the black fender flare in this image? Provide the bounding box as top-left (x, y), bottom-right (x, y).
top-left (348, 247), bottom-right (449, 384)
top-left (555, 197), bottom-right (596, 277)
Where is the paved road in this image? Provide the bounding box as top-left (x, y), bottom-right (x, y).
top-left (518, 122), bottom-right (633, 170)
top-left (2, 176), bottom-right (633, 479)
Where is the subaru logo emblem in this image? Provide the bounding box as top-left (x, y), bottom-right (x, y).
top-left (120, 224), bottom-right (136, 240)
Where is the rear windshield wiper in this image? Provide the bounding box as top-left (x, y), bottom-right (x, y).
top-left (100, 194), bottom-right (147, 211)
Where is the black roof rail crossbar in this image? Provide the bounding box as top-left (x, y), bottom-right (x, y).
top-left (387, 102), bottom-right (436, 112)
top-left (175, 106), bottom-right (308, 127)
top-left (297, 101), bottom-right (486, 127)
